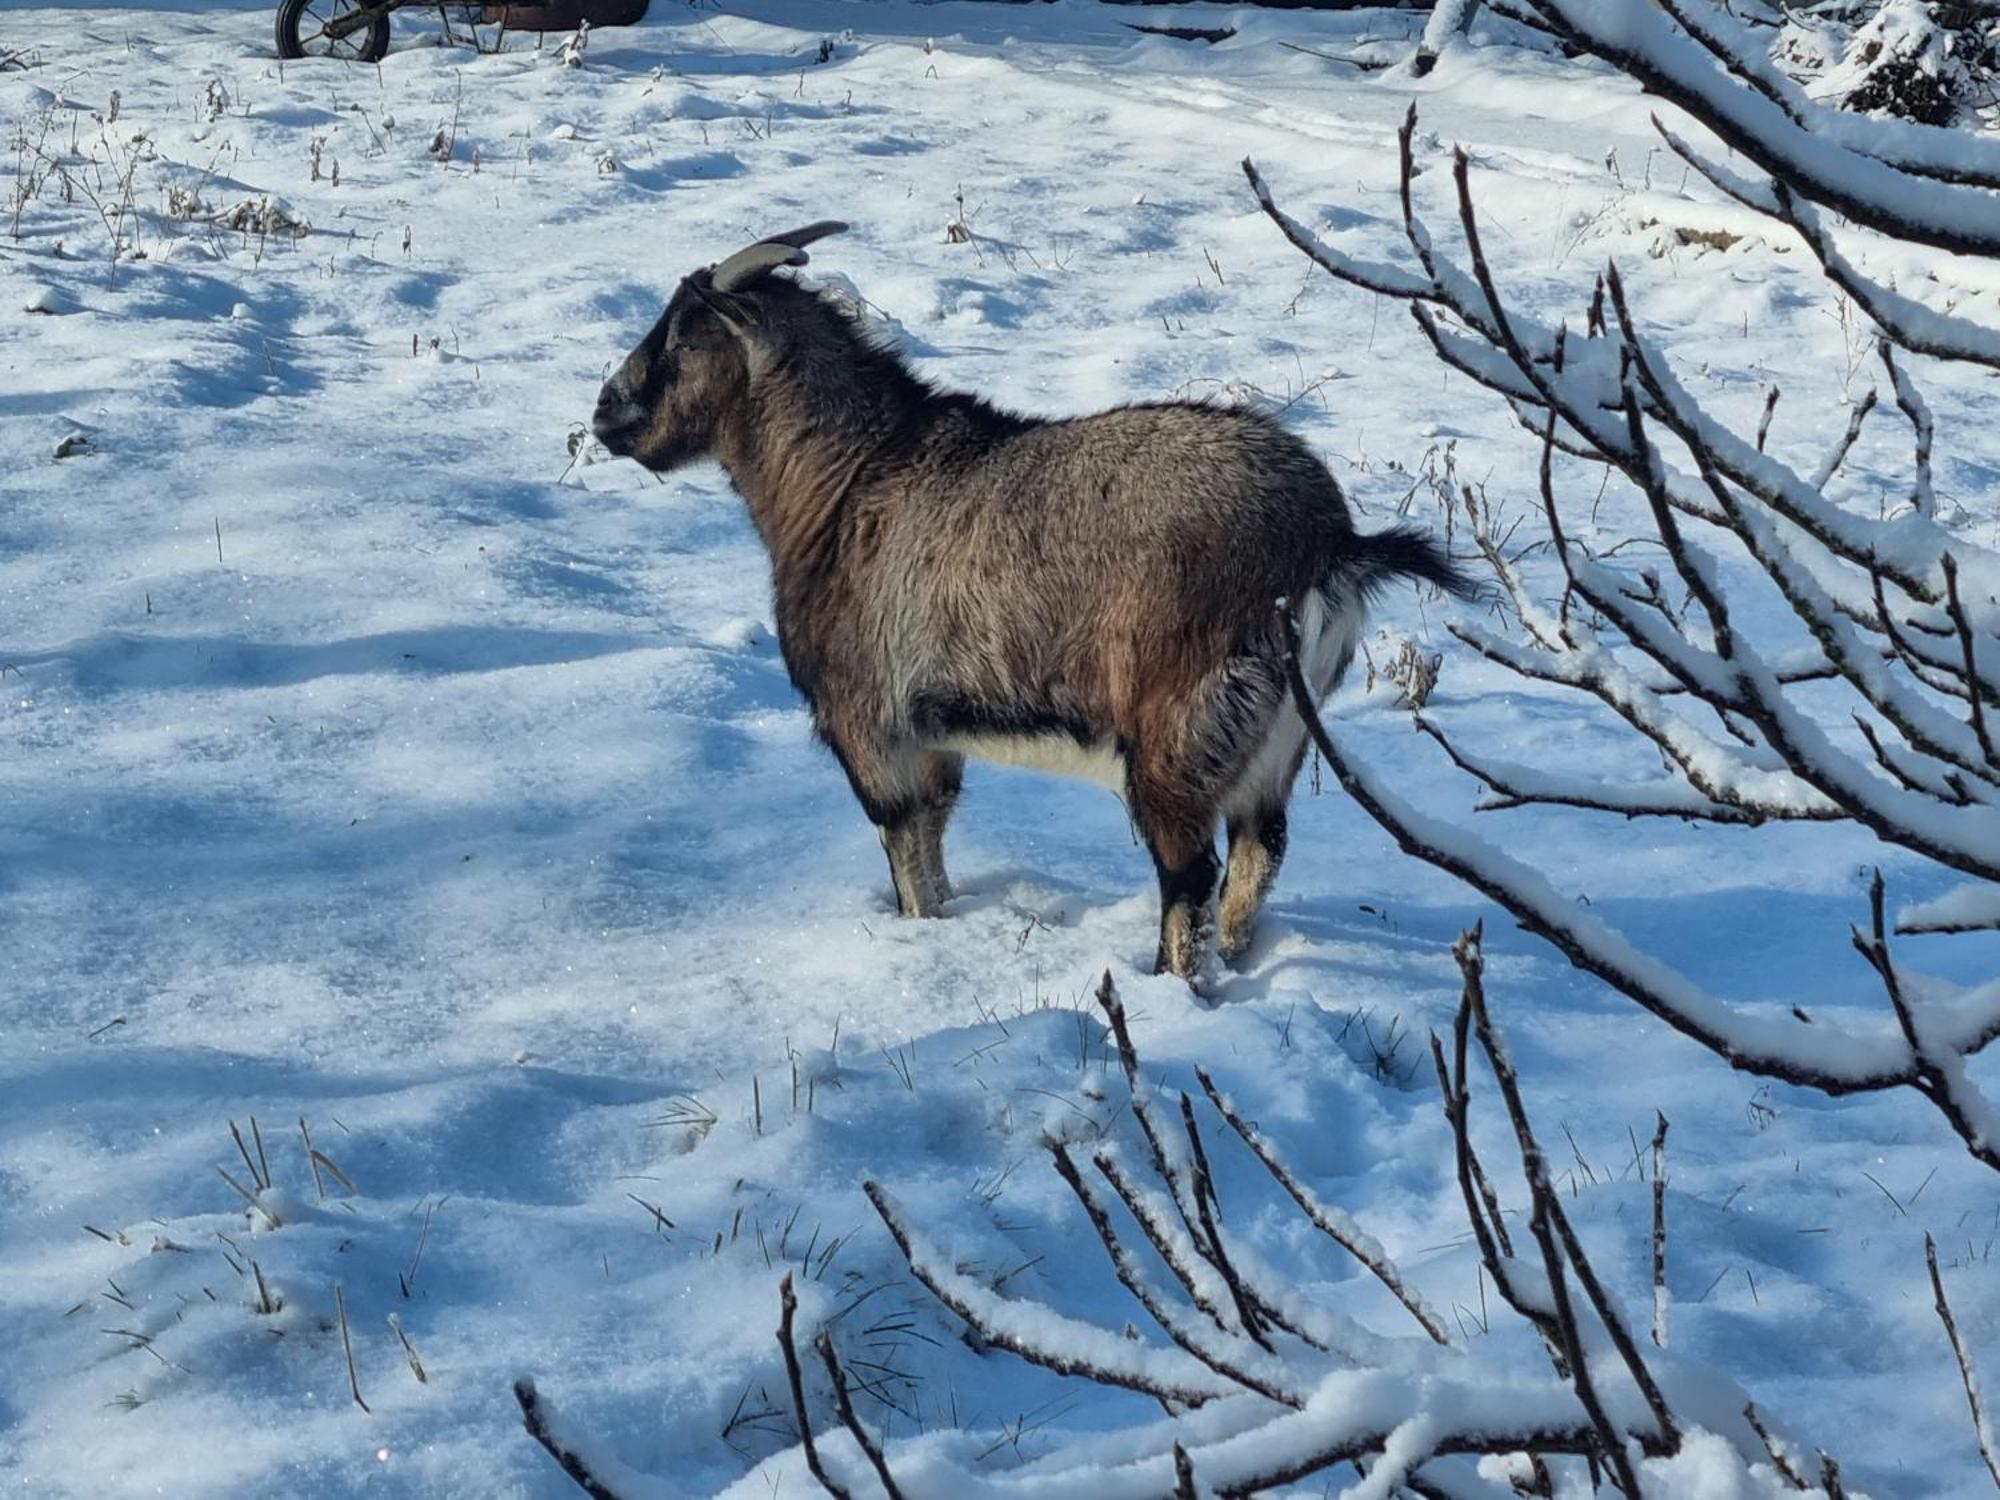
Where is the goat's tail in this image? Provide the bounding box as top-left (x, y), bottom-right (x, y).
top-left (1340, 524), bottom-right (1483, 604)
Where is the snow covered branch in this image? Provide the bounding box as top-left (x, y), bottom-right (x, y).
top-left (514, 1380), bottom-right (644, 1500)
top-left (519, 969), bottom-right (1856, 1497)
top-left (1522, 0), bottom-right (2000, 256)
top-left (1248, 7), bottom-right (2000, 1178)
top-left (830, 966), bottom-right (1839, 1498)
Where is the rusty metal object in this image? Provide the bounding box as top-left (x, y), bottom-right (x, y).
top-left (479, 0), bottom-right (647, 31)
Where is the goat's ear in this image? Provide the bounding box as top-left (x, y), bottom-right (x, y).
top-left (683, 275), bottom-right (756, 336)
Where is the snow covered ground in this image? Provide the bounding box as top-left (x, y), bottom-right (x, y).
top-left (3, 3), bottom-right (1998, 1495)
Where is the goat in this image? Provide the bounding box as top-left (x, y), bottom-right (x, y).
top-left (592, 222), bottom-right (1472, 979)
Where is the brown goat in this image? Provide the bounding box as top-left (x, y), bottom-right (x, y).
top-left (593, 223), bottom-right (1470, 979)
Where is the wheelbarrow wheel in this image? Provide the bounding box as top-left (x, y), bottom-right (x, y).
top-left (276, 0), bottom-right (391, 62)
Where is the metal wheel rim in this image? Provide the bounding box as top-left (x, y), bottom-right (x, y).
top-left (292, 0), bottom-right (379, 60)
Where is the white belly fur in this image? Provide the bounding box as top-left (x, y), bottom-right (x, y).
top-left (942, 732), bottom-right (1129, 794)
top-left (934, 587), bottom-right (1359, 811)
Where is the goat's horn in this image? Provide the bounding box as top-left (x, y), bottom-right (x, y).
top-left (710, 241), bottom-right (807, 292)
top-left (708, 221), bottom-right (850, 292)
top-left (759, 220), bottom-right (848, 250)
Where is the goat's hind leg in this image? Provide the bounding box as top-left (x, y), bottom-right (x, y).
top-left (1218, 733), bottom-right (1305, 962)
top-left (1217, 589), bottom-right (1356, 961)
top-left (1219, 800), bottom-right (1289, 962)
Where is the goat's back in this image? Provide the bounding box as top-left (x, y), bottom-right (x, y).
top-left (842, 401), bottom-right (1356, 735)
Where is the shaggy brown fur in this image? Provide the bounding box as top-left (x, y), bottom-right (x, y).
top-left (594, 229), bottom-right (1470, 979)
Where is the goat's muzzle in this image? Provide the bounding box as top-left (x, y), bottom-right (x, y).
top-left (592, 379), bottom-right (644, 455)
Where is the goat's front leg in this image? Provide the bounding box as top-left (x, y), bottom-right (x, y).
top-left (914, 750), bottom-right (963, 908)
top-left (1147, 827), bottom-right (1220, 979)
top-left (878, 817), bottom-right (940, 918)
top-left (1130, 780), bottom-right (1221, 980)
top-left (822, 726), bottom-right (948, 918)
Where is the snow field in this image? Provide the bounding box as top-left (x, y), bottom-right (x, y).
top-left (3, 3), bottom-right (1999, 1494)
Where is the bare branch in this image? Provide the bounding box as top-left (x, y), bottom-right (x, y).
top-left (814, 1328), bottom-right (906, 1500)
top-left (1879, 342), bottom-right (1936, 516)
top-left (1647, 0), bottom-right (2000, 189)
top-left (1656, 129), bottom-right (2000, 374)
top-left (779, 1273), bottom-right (853, 1500)
top-left (1927, 1233), bottom-right (2000, 1490)
top-left (1650, 1114), bottom-right (1669, 1351)
top-left (1944, 553), bottom-right (2000, 771)
top-left (1809, 388), bottom-right (1877, 493)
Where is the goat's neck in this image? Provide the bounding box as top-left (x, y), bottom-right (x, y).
top-left (717, 357), bottom-right (914, 580)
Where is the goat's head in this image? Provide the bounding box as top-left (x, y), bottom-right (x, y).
top-left (592, 220), bottom-right (848, 471)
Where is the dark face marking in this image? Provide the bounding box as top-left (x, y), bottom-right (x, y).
top-left (592, 277), bottom-right (750, 473)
